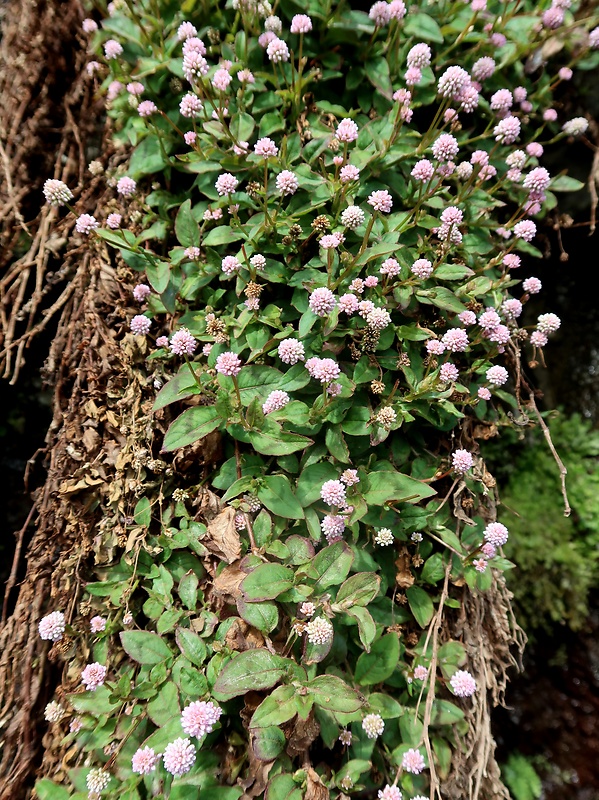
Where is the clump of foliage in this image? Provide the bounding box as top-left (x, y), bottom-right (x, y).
top-left (493, 412), bottom-right (599, 631)
top-left (34, 0), bottom-right (599, 799)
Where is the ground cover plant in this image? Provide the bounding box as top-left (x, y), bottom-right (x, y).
top-left (31, 0), bottom-right (599, 798)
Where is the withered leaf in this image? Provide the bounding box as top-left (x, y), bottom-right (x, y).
top-left (205, 506), bottom-right (241, 563)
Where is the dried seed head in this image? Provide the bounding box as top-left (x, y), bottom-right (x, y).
top-left (370, 380), bottom-right (385, 394)
top-left (311, 215), bottom-right (330, 232)
top-left (244, 282), bottom-right (263, 298)
top-left (289, 224), bottom-right (302, 238)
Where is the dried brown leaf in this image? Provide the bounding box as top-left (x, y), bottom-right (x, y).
top-left (205, 506), bottom-right (241, 563)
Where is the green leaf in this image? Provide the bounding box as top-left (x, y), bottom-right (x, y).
top-left (404, 13), bottom-right (444, 42)
top-left (175, 199), bottom-right (200, 248)
top-left (265, 774), bottom-right (303, 800)
top-left (147, 681), bottom-right (180, 726)
top-left (306, 675), bottom-right (365, 713)
top-left (134, 497), bottom-right (151, 527)
top-left (252, 726), bottom-right (286, 760)
top-left (237, 598), bottom-right (279, 633)
top-left (334, 573), bottom-right (381, 609)
top-left (550, 174), bottom-right (585, 192)
top-left (178, 570), bottom-right (199, 609)
top-left (325, 424), bottom-right (351, 462)
top-left (416, 287), bottom-right (466, 314)
top-left (241, 563), bottom-right (295, 601)
top-left (365, 58), bottom-right (393, 99)
top-left (146, 259), bottom-right (171, 293)
top-left (363, 469), bottom-right (436, 506)
top-left (35, 780), bottom-right (71, 800)
top-left (245, 426), bottom-right (313, 456)
top-left (367, 692), bottom-right (402, 718)
top-left (354, 633), bottom-right (400, 685)
top-left (295, 462), bottom-right (339, 507)
top-left (406, 585), bottom-right (435, 628)
top-left (129, 135), bottom-right (169, 178)
top-left (434, 264), bottom-right (475, 281)
top-left (120, 631), bottom-right (173, 664)
top-left (309, 542), bottom-right (354, 590)
top-left (153, 365), bottom-right (199, 411)
top-left (175, 628), bottom-right (208, 667)
top-left (421, 553), bottom-right (445, 585)
top-left (213, 649), bottom-right (289, 701)
top-left (257, 475), bottom-right (304, 519)
top-left (163, 406), bottom-right (221, 451)
top-left (250, 685), bottom-right (297, 728)
top-left (346, 606), bottom-right (377, 651)
top-left (237, 366), bottom-right (282, 404)
top-left (432, 698), bottom-right (465, 725)
top-left (203, 226), bottom-right (246, 246)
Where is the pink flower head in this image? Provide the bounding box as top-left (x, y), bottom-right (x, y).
top-left (490, 32), bottom-right (507, 47)
top-left (411, 258), bottom-right (433, 279)
top-left (212, 68), bottom-right (232, 92)
top-left (432, 134), bottom-right (459, 162)
top-left (132, 746), bottom-right (160, 775)
top-left (378, 786), bottom-right (402, 800)
top-left (339, 165), bottom-right (360, 183)
top-left (266, 37), bottom-right (289, 62)
top-left (321, 515), bottom-right (346, 543)
top-left (306, 357), bottom-right (340, 384)
top-left (362, 713), bottom-right (385, 739)
top-left (367, 190), bottom-right (393, 213)
top-left (130, 315), bottom-right (151, 335)
top-left (437, 66), bottom-right (471, 98)
top-left (442, 328), bottom-right (469, 352)
top-left (543, 6), bottom-right (564, 28)
top-left (181, 700), bottom-right (222, 738)
top-left (82, 18), bottom-right (98, 33)
top-left (458, 85), bottom-right (479, 113)
top-left (75, 214), bottom-right (99, 234)
top-left (38, 611), bottom-right (65, 641)
top-left (388, 0), bottom-right (406, 18)
top-left (543, 108), bottom-right (558, 122)
top-left (215, 173), bottom-right (239, 196)
top-left (221, 255), bottom-right (241, 276)
top-left (320, 233), bottom-right (344, 249)
top-left (472, 57), bottom-right (495, 81)
top-left (502, 298), bottom-right (522, 319)
top-left (484, 521), bottom-right (509, 547)
top-left (177, 21), bottom-right (198, 41)
top-left (43, 179), bottom-right (73, 207)
top-left (494, 116), bottom-right (521, 144)
top-left (426, 339), bottom-right (445, 355)
top-left (104, 39), bottom-right (123, 59)
top-left (537, 313), bottom-right (561, 333)
top-left (336, 118), bottom-right (359, 143)
top-left (439, 362), bottom-right (459, 382)
top-left (523, 276), bottom-right (542, 294)
top-left (523, 167), bottom-right (550, 193)
top-left (473, 558), bottom-right (488, 573)
top-left (340, 469), bottom-right (359, 486)
top-left (185, 246), bottom-right (200, 260)
top-left (106, 213), bottom-right (122, 229)
top-left (478, 386), bottom-right (492, 400)
top-left (490, 89), bottom-right (513, 115)
top-left (479, 308), bottom-right (501, 330)
top-left (156, 336), bottom-right (169, 348)
top-left (180, 93), bottom-right (203, 118)
top-left (369, 1), bottom-right (391, 26)
top-left (405, 67), bottom-right (422, 86)
top-left (513, 219), bottom-right (536, 241)
top-left (458, 310), bottom-right (476, 326)
top-left (452, 449), bottom-right (473, 474)
top-left (258, 31), bottom-right (276, 49)
top-left (116, 177), bottom-right (136, 197)
top-left (563, 117), bottom-right (589, 136)
top-left (309, 287), bottom-right (336, 317)
top-left (290, 14), bottom-right (312, 33)
top-left (338, 293), bottom-right (359, 314)
top-left (163, 738), bottom-right (196, 776)
top-left (407, 43), bottom-right (431, 69)
top-left (182, 37), bottom-right (207, 56)
top-left (81, 662), bottom-right (107, 691)
top-left (215, 351), bottom-right (242, 377)
top-left (503, 254), bottom-right (521, 269)
top-left (450, 669), bottom-right (476, 697)
top-left (262, 390), bottom-right (290, 414)
top-left (531, 331), bottom-right (548, 347)
top-left (170, 328), bottom-right (197, 356)
top-left (526, 142), bottom-right (544, 158)
top-left (589, 26), bottom-right (599, 47)
top-left (380, 257), bottom-right (400, 277)
top-left (414, 665), bottom-right (428, 681)
top-left (402, 748), bottom-right (425, 774)
top-left (486, 365), bottom-right (508, 386)
top-left (482, 542), bottom-right (496, 558)
top-left (276, 170), bottom-right (299, 195)
top-left (411, 159), bottom-right (435, 182)
top-left (254, 137), bottom-right (278, 157)
top-left (237, 69), bottom-right (255, 84)
top-left (278, 338), bottom-right (305, 364)
top-left (138, 100), bottom-right (157, 117)
top-left (90, 615), bottom-right (107, 633)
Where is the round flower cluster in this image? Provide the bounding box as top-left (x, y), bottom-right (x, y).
top-left (306, 616), bottom-right (334, 645)
top-left (374, 528), bottom-right (394, 546)
top-left (130, 315), bottom-right (151, 335)
top-left (320, 479), bottom-right (346, 507)
top-left (452, 449), bottom-right (473, 474)
top-left (321, 514), bottom-right (346, 542)
top-left (116, 176), bottom-right (136, 196)
top-left (341, 205), bottom-right (365, 229)
top-left (306, 357), bottom-right (341, 384)
top-left (378, 786), bottom-right (402, 800)
top-left (170, 328), bottom-right (197, 356)
top-left (278, 338), bottom-right (305, 364)
top-left (262, 390), bottom-right (290, 414)
top-left (309, 287), bottom-right (336, 316)
top-left (43, 179), bottom-right (73, 207)
top-left (215, 352), bottom-right (242, 377)
top-left (276, 170), bottom-right (298, 195)
top-left (486, 365), bottom-right (508, 386)
top-left (290, 14), bottom-right (312, 33)
top-left (484, 521), bottom-right (509, 547)
top-left (339, 164), bottom-right (360, 183)
top-left (163, 737), bottom-right (196, 777)
top-left (39, 610), bottom-right (65, 641)
top-left (402, 748), bottom-right (425, 774)
top-left (44, 701), bottom-right (65, 722)
top-left (181, 700), bottom-right (222, 738)
top-left (215, 173), bottom-right (239, 195)
top-left (86, 768), bottom-right (110, 796)
top-left (75, 214), bottom-right (99, 234)
top-left (450, 669), bottom-right (477, 697)
top-left (81, 662), bottom-right (107, 691)
top-left (336, 118), bottom-right (359, 143)
top-left (362, 713), bottom-right (385, 739)
top-left (131, 746), bottom-right (160, 774)
top-left (367, 189), bottom-right (393, 213)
